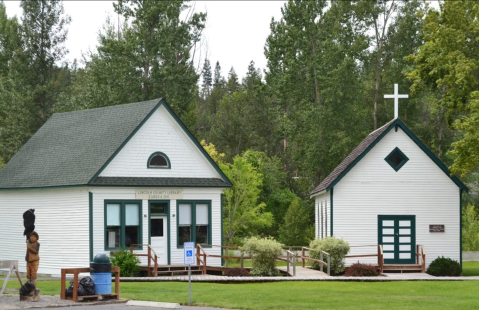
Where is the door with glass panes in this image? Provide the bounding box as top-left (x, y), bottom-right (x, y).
top-left (378, 215), bottom-right (416, 264)
top-left (149, 202), bottom-right (168, 265)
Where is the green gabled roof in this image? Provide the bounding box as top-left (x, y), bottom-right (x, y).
top-left (310, 118), bottom-right (468, 196)
top-left (0, 99), bottom-right (231, 190)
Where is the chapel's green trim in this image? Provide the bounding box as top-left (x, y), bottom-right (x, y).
top-left (148, 200), bottom-right (171, 265)
top-left (221, 194), bottom-right (224, 266)
top-left (147, 152), bottom-right (171, 169)
top-left (378, 215), bottom-right (416, 264)
top-left (176, 200), bottom-right (212, 248)
top-left (330, 188), bottom-right (333, 236)
top-left (89, 99), bottom-right (231, 187)
top-left (89, 192), bottom-right (93, 262)
top-left (104, 200), bottom-right (143, 251)
top-left (326, 119), bottom-right (468, 193)
top-left (384, 147), bottom-right (409, 172)
top-left (89, 101), bottom-right (163, 184)
top-left (460, 188), bottom-right (463, 270)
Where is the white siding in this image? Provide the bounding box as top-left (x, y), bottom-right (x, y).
top-left (99, 105), bottom-right (221, 179)
top-left (90, 187), bottom-right (222, 267)
top-left (0, 188), bottom-right (89, 275)
top-left (314, 192), bottom-right (331, 239)
top-left (331, 127), bottom-right (460, 268)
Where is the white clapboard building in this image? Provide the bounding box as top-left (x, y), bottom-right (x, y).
top-left (0, 99), bottom-right (231, 275)
top-left (310, 88), bottom-right (468, 270)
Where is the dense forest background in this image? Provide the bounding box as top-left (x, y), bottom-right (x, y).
top-left (0, 0), bottom-right (478, 248)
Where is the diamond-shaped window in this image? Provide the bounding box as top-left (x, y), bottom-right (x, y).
top-left (385, 147), bottom-right (409, 171)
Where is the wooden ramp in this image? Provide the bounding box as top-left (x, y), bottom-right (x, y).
top-left (277, 266), bottom-right (329, 278)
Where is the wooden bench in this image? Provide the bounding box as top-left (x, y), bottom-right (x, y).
top-left (60, 267), bottom-right (120, 302)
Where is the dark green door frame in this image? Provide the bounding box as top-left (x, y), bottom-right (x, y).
top-left (378, 215), bottom-right (416, 264)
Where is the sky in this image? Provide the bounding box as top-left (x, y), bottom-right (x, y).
top-left (4, 1), bottom-right (287, 81)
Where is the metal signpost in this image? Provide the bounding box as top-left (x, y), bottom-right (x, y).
top-left (184, 242), bottom-right (195, 306)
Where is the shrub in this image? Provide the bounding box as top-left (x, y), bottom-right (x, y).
top-left (240, 237), bottom-right (283, 276)
top-left (224, 268), bottom-right (251, 277)
top-left (110, 248), bottom-right (141, 277)
top-left (309, 237), bottom-right (350, 275)
top-left (426, 256), bottom-right (461, 276)
top-left (344, 263), bottom-right (379, 277)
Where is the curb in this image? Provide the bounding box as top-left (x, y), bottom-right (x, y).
top-left (126, 300), bottom-right (180, 308)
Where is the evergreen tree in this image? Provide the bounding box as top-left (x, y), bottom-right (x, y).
top-left (20, 0), bottom-right (71, 125)
top-left (63, 1), bottom-right (205, 127)
top-left (213, 61), bottom-right (222, 87)
top-left (278, 198), bottom-right (310, 246)
top-left (226, 67), bottom-right (240, 94)
top-left (0, 0), bottom-right (70, 164)
top-left (201, 58), bottom-right (212, 98)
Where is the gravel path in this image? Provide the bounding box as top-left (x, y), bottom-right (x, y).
top-left (0, 294), bottom-right (76, 309)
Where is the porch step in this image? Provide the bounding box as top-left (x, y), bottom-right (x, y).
top-left (383, 264), bottom-right (424, 273)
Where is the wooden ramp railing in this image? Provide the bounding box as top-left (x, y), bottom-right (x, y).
top-left (416, 244), bottom-right (426, 273)
top-left (298, 247), bottom-right (331, 276)
top-left (194, 244), bottom-right (331, 276)
top-left (346, 245), bottom-right (384, 273)
top-left (130, 244), bottom-right (158, 277)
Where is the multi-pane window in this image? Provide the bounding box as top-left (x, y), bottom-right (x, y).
top-left (105, 201), bottom-right (142, 250)
top-left (177, 201), bottom-right (210, 247)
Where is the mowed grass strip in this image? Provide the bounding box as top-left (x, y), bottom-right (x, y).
top-left (461, 261), bottom-right (479, 276)
top-left (1, 280), bottom-right (478, 310)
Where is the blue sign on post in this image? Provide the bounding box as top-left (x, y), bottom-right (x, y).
top-left (184, 242), bottom-right (195, 265)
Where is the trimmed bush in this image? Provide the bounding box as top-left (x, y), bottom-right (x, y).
top-left (344, 263), bottom-right (379, 277)
top-left (240, 237), bottom-right (283, 276)
top-left (224, 268), bottom-right (251, 277)
top-left (110, 248), bottom-right (141, 277)
top-left (426, 256), bottom-right (461, 276)
top-left (309, 237), bottom-right (350, 275)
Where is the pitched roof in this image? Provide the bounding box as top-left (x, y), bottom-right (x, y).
top-left (0, 99), bottom-right (231, 189)
top-left (310, 119), bottom-right (467, 197)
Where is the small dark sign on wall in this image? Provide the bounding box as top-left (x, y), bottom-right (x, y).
top-left (429, 225), bottom-right (445, 232)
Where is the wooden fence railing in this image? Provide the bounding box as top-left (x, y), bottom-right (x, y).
top-left (416, 244), bottom-right (426, 273)
top-left (130, 244), bottom-right (158, 277)
top-left (299, 247), bottom-right (331, 276)
top-left (345, 245), bottom-right (383, 273)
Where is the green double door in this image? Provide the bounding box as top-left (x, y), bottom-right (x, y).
top-left (378, 215), bottom-right (416, 264)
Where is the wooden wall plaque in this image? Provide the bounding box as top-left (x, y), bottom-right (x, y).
top-left (429, 225), bottom-right (445, 232)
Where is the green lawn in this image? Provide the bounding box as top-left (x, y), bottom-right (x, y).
top-left (1, 279), bottom-right (478, 310)
top-left (0, 262), bottom-right (476, 310)
top-left (462, 261), bottom-right (479, 276)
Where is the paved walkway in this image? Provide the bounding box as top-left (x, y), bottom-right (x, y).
top-left (119, 267), bottom-right (479, 282)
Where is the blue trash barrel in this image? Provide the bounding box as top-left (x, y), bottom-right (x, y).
top-left (90, 273), bottom-right (111, 295)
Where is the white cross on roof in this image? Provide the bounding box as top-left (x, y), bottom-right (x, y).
top-left (384, 84), bottom-right (408, 119)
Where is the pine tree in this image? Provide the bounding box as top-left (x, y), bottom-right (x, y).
top-left (20, 0), bottom-right (71, 125)
top-left (213, 61), bottom-right (222, 87)
top-left (201, 58), bottom-right (212, 98)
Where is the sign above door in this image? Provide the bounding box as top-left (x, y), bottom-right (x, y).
top-left (136, 189), bottom-right (183, 200)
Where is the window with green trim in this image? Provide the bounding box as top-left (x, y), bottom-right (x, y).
top-left (147, 152), bottom-right (171, 169)
top-left (177, 201), bottom-right (211, 247)
top-left (105, 200), bottom-right (142, 250)
top-left (385, 147), bottom-right (409, 172)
